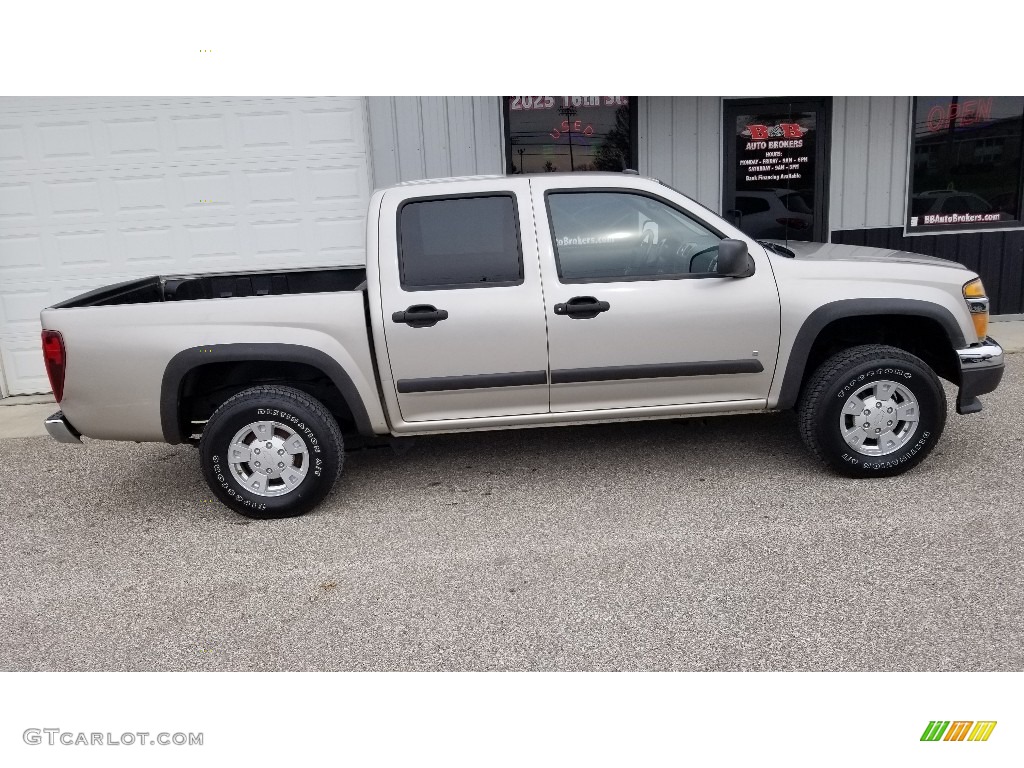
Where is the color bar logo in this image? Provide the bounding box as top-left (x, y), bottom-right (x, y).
top-left (921, 721), bottom-right (997, 742)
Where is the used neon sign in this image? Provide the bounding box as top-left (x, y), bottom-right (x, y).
top-left (550, 120), bottom-right (595, 140)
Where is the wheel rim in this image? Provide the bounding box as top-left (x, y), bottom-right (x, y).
top-left (839, 379), bottom-right (920, 456)
top-left (226, 421), bottom-right (309, 497)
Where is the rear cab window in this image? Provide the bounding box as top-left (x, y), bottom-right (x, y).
top-left (397, 194), bottom-right (524, 290)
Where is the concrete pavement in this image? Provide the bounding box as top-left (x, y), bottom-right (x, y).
top-left (991, 316), bottom-right (1024, 353)
top-left (2, 356), bottom-right (1023, 671)
top-left (0, 400), bottom-right (56, 439)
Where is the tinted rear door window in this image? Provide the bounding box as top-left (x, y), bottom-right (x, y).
top-left (398, 195), bottom-right (523, 289)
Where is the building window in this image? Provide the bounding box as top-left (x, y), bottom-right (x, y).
top-left (504, 97), bottom-right (637, 174)
top-left (398, 195), bottom-right (523, 290)
top-left (907, 97), bottom-right (1024, 234)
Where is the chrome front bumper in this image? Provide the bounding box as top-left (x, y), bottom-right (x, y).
top-left (957, 338), bottom-right (1003, 364)
top-left (44, 411), bottom-right (82, 444)
top-left (955, 337), bottom-right (1004, 415)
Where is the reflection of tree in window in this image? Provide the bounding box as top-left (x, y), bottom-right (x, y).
top-left (594, 105), bottom-right (631, 171)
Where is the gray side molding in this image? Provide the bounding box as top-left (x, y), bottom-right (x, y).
top-left (160, 343), bottom-right (374, 443)
top-left (776, 299), bottom-right (967, 411)
top-left (552, 359), bottom-right (763, 384)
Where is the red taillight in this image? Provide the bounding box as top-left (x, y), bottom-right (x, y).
top-left (41, 330), bottom-right (66, 402)
top-left (776, 217), bottom-right (810, 230)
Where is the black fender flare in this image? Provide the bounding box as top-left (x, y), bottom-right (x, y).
top-left (160, 343), bottom-right (374, 443)
top-left (776, 298), bottom-right (967, 410)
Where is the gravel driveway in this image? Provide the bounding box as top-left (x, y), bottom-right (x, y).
top-left (1, 358), bottom-right (1021, 671)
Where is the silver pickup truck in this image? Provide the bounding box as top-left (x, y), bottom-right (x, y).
top-left (40, 172), bottom-right (1004, 518)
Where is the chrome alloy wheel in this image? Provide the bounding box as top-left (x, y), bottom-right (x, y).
top-left (226, 421), bottom-right (309, 497)
top-left (839, 379), bottom-right (920, 456)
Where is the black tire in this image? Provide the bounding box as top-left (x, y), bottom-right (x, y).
top-left (797, 344), bottom-right (946, 477)
top-left (199, 385), bottom-right (343, 518)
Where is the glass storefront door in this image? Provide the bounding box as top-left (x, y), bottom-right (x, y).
top-left (722, 98), bottom-right (831, 242)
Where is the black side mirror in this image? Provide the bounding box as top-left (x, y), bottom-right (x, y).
top-left (716, 239), bottom-right (754, 278)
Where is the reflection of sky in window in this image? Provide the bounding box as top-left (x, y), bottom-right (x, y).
top-left (914, 96), bottom-right (1024, 138)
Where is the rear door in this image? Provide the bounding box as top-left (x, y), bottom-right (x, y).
top-left (532, 176), bottom-right (781, 412)
top-left (377, 178), bottom-right (550, 423)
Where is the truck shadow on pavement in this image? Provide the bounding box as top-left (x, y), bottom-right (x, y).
top-left (116, 410), bottom-right (806, 521)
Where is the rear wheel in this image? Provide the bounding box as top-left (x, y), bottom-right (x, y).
top-left (797, 344), bottom-right (946, 477)
top-left (199, 385), bottom-right (343, 518)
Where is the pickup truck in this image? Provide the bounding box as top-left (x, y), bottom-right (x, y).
top-left (40, 172), bottom-right (1005, 518)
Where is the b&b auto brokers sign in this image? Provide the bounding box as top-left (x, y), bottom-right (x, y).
top-left (740, 122), bottom-right (810, 183)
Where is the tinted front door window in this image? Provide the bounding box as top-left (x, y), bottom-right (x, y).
top-left (547, 191), bottom-right (721, 281)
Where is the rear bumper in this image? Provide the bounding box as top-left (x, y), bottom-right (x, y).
top-left (44, 410), bottom-right (82, 444)
top-left (955, 337), bottom-right (1004, 415)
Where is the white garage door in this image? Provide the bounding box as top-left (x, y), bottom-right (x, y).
top-left (0, 97), bottom-right (371, 396)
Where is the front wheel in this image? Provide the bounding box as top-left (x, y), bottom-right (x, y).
top-left (797, 344), bottom-right (946, 477)
top-left (199, 385), bottom-right (344, 518)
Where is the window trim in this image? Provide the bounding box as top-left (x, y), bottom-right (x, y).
top-left (903, 96), bottom-right (1024, 237)
top-left (543, 187), bottom-right (728, 285)
top-left (503, 97), bottom-right (640, 175)
top-left (396, 192), bottom-right (526, 292)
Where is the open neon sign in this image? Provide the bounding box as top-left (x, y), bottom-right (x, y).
top-left (925, 98), bottom-right (993, 132)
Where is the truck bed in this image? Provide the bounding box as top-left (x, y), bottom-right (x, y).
top-left (52, 267), bottom-right (367, 308)
top-left (41, 264), bottom-right (383, 443)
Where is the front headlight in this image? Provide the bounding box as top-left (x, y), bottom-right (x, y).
top-left (963, 278), bottom-right (989, 341)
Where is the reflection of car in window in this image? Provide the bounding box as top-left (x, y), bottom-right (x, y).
top-left (790, 189), bottom-right (815, 214)
top-left (779, 191), bottom-right (812, 214)
top-left (732, 189), bottom-right (814, 239)
top-left (734, 195), bottom-right (770, 216)
top-left (989, 192), bottom-right (1019, 215)
top-left (912, 190), bottom-right (1000, 218)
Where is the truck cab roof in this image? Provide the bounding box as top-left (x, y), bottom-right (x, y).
top-left (392, 171), bottom-right (645, 188)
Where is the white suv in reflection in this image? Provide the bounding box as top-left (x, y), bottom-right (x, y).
top-left (911, 190), bottom-right (998, 217)
top-left (732, 189), bottom-right (814, 239)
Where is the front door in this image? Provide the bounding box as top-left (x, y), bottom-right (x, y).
top-left (532, 177), bottom-right (781, 413)
top-left (377, 179), bottom-right (550, 423)
top-left (722, 97), bottom-right (831, 242)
